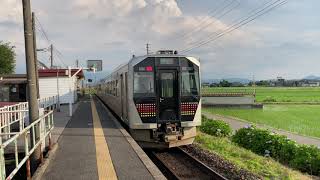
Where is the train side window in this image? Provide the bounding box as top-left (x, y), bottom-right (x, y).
top-left (111, 81), bottom-right (113, 95)
top-left (116, 80), bottom-right (118, 97)
top-left (112, 81), bottom-right (113, 95)
top-left (125, 72), bottom-right (128, 97)
top-left (181, 70), bottom-right (200, 96)
top-left (114, 80), bottom-right (116, 96)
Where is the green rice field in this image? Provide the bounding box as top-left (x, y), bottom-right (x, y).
top-left (202, 87), bottom-right (320, 103)
top-left (203, 105), bottom-right (320, 138)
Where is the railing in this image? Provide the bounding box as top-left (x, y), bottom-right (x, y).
top-left (0, 96), bottom-right (58, 138)
top-left (0, 96), bottom-right (58, 112)
top-left (0, 111), bottom-right (54, 180)
top-left (38, 96), bottom-right (58, 110)
top-left (0, 104), bottom-right (28, 140)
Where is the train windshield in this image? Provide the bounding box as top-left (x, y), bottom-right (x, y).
top-left (181, 67), bottom-right (200, 96)
top-left (134, 72), bottom-right (155, 96)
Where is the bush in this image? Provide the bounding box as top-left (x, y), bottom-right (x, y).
top-left (232, 126), bottom-right (320, 176)
top-left (200, 115), bottom-right (232, 137)
top-left (262, 96), bottom-right (277, 102)
top-left (289, 145), bottom-right (320, 175)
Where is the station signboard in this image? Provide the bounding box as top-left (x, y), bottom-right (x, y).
top-left (87, 60), bottom-right (102, 71)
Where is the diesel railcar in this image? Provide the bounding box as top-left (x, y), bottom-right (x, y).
top-left (96, 50), bottom-right (201, 148)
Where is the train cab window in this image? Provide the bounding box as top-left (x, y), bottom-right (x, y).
top-left (134, 72), bottom-right (154, 96)
top-left (161, 73), bottom-right (174, 97)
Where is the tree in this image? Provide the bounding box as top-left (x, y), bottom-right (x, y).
top-left (256, 80), bottom-right (270, 86)
top-left (0, 41), bottom-right (16, 75)
top-left (219, 80), bottom-right (231, 87)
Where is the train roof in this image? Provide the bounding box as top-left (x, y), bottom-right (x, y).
top-left (100, 52), bottom-right (200, 82)
top-left (130, 52), bottom-right (198, 62)
top-left (113, 53), bottom-right (197, 71)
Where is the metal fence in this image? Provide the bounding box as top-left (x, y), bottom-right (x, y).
top-left (0, 110), bottom-right (54, 180)
top-left (0, 96), bottom-right (58, 138)
top-left (0, 96), bottom-right (57, 180)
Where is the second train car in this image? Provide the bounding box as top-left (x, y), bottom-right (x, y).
top-left (96, 50), bottom-right (201, 148)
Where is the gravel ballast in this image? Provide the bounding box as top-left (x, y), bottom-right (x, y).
top-left (181, 144), bottom-right (262, 180)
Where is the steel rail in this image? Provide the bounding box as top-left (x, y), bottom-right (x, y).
top-left (149, 147), bottom-right (227, 180)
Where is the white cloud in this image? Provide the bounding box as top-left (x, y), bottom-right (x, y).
top-left (73, 0), bottom-right (146, 18)
top-left (0, 0), bottom-right (259, 75)
top-left (0, 0), bottom-right (22, 24)
top-left (1, 0), bottom-right (319, 79)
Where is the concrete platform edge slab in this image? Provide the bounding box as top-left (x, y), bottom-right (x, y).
top-left (31, 102), bottom-right (80, 180)
top-left (33, 143), bottom-right (59, 180)
top-left (96, 99), bottom-right (167, 180)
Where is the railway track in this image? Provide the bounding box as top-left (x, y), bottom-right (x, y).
top-left (146, 147), bottom-right (227, 180)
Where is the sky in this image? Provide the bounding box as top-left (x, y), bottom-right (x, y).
top-left (0, 0), bottom-right (320, 80)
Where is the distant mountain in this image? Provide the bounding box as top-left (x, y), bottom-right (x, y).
top-left (202, 78), bottom-right (251, 84)
top-left (202, 78), bottom-right (220, 84)
top-left (303, 75), bottom-right (320, 80)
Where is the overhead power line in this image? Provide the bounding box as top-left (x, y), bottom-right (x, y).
top-left (177, 0), bottom-right (233, 39)
top-left (52, 46), bottom-right (68, 67)
top-left (180, 0), bottom-right (287, 53)
top-left (35, 16), bottom-right (51, 44)
top-left (35, 26), bottom-right (48, 42)
top-left (177, 0), bottom-right (239, 41)
top-left (34, 16), bottom-right (69, 68)
top-left (183, 0), bottom-right (241, 44)
top-left (184, 0), bottom-right (272, 47)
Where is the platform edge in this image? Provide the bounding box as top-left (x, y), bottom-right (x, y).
top-left (96, 99), bottom-right (167, 180)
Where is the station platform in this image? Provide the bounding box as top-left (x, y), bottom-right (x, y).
top-left (39, 96), bottom-right (165, 180)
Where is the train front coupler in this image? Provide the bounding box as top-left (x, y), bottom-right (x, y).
top-left (156, 123), bottom-right (183, 142)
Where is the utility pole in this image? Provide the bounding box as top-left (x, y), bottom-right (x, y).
top-left (50, 44), bottom-right (53, 68)
top-left (76, 59), bottom-right (79, 68)
top-left (146, 43), bottom-right (150, 55)
top-left (56, 67), bottom-right (60, 112)
top-left (68, 66), bottom-right (73, 117)
top-left (32, 12), bottom-right (40, 98)
top-left (253, 75), bottom-right (256, 102)
top-left (22, 0), bottom-right (41, 173)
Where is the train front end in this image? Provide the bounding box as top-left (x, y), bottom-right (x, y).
top-left (129, 51), bottom-right (201, 148)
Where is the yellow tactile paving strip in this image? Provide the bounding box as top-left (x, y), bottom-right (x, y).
top-left (91, 100), bottom-right (118, 180)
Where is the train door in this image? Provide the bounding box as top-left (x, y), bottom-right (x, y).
top-left (157, 70), bottom-right (179, 122)
top-left (120, 74), bottom-right (124, 119)
top-left (124, 72), bottom-right (128, 120)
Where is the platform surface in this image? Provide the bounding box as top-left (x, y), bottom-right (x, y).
top-left (41, 96), bottom-right (160, 180)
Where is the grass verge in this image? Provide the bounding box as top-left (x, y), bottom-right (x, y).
top-left (195, 132), bottom-right (313, 180)
top-left (203, 105), bottom-right (320, 138)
